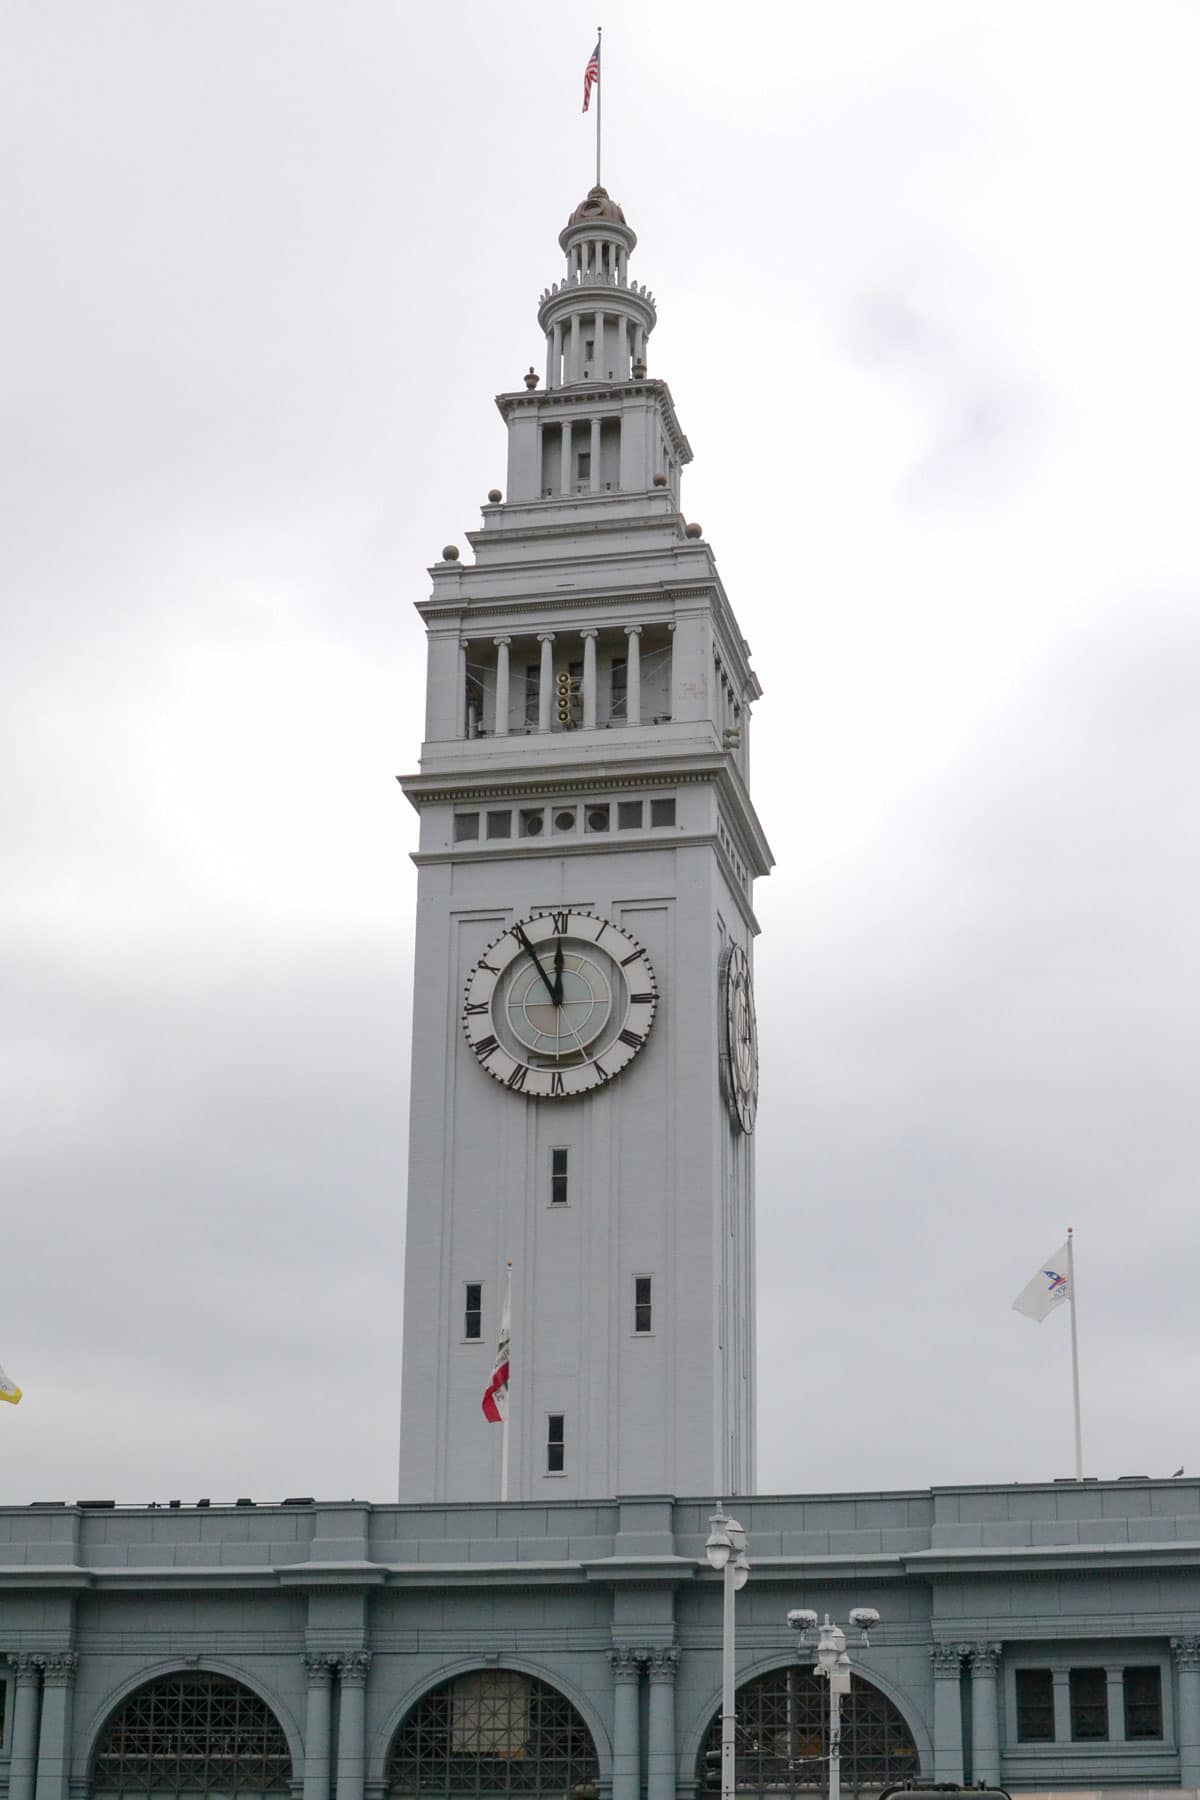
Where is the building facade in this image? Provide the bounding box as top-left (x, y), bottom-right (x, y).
top-left (396, 185), bottom-right (770, 1505)
top-left (4, 1483), bottom-right (1200, 1800)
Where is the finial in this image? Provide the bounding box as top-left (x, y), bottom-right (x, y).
top-left (441, 544), bottom-right (459, 562)
top-left (524, 366), bottom-right (539, 390)
top-left (487, 488), bottom-right (502, 504)
top-left (685, 522), bottom-right (702, 538)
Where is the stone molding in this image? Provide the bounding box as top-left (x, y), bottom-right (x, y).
top-left (338, 1652), bottom-right (372, 1686)
top-left (39, 1652), bottom-right (79, 1686)
top-left (967, 1643), bottom-right (1002, 1677)
top-left (646, 1647), bottom-right (680, 1684)
top-left (7, 1653), bottom-right (43, 1685)
top-left (929, 1642), bottom-right (965, 1677)
top-left (1172, 1636), bottom-right (1200, 1670)
top-left (304, 1652), bottom-right (339, 1684)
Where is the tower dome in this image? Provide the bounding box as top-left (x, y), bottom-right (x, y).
top-left (564, 184), bottom-right (628, 229)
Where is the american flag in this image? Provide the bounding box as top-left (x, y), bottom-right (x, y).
top-left (481, 1275), bottom-right (511, 1423)
top-left (582, 40), bottom-right (600, 113)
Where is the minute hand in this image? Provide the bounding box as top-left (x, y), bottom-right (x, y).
top-left (512, 925), bottom-right (559, 1007)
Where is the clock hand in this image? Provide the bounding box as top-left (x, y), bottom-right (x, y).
top-left (552, 937), bottom-right (565, 1005)
top-left (512, 923), bottom-right (559, 1007)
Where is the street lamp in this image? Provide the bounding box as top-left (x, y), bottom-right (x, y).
top-left (787, 1608), bottom-right (880, 1800)
top-left (706, 1506), bottom-right (751, 1800)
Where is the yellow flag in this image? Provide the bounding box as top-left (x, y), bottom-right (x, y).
top-left (0, 1361), bottom-right (22, 1405)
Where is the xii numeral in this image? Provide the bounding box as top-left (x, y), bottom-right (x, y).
top-left (550, 910), bottom-right (570, 935)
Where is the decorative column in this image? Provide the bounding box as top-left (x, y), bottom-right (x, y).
top-left (7, 1654), bottom-right (43, 1800)
top-left (34, 1655), bottom-right (78, 1800)
top-left (580, 630), bottom-right (598, 730)
top-left (335, 1653), bottom-right (371, 1800)
top-left (454, 641), bottom-right (467, 740)
top-left (1051, 1670), bottom-right (1071, 1745)
top-left (560, 418), bottom-right (573, 494)
top-left (493, 636), bottom-right (511, 736)
top-left (609, 1649), bottom-right (642, 1800)
top-left (1105, 1664), bottom-right (1126, 1742)
top-left (590, 415), bottom-right (601, 492)
top-left (537, 633), bottom-right (555, 733)
top-left (623, 627), bottom-right (641, 726)
top-left (1173, 1639), bottom-right (1200, 1787)
top-left (929, 1643), bottom-right (965, 1783)
top-left (303, 1654), bottom-right (337, 1800)
top-left (967, 1644), bottom-right (1002, 1786)
top-left (570, 316), bottom-right (581, 384)
top-left (646, 1648), bottom-right (679, 1800)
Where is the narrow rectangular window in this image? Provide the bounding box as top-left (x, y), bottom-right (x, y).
top-left (1069, 1668), bottom-right (1108, 1740)
top-left (634, 1276), bottom-right (653, 1333)
top-left (454, 812), bottom-right (479, 842)
top-left (1015, 1670), bottom-right (1055, 1742)
top-left (486, 810), bottom-right (512, 839)
top-left (610, 657), bottom-right (627, 719)
top-left (464, 1282), bottom-right (483, 1341)
top-left (650, 797), bottom-right (676, 827)
top-left (577, 451), bottom-right (591, 481)
top-left (1123, 1667), bottom-right (1162, 1739)
top-left (617, 800), bottom-right (643, 830)
top-left (551, 1147), bottom-right (569, 1206)
top-left (546, 1413), bottom-right (565, 1473)
top-left (524, 664), bottom-right (540, 725)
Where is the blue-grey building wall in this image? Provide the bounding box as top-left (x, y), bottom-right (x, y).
top-left (3, 1482), bottom-right (1200, 1800)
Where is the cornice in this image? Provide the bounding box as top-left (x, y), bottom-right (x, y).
top-left (495, 377), bottom-right (691, 462)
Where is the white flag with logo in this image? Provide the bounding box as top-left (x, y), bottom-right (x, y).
top-left (0, 1361), bottom-right (22, 1405)
top-left (1012, 1243), bottom-right (1071, 1323)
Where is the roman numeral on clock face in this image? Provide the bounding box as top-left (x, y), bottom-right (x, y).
top-left (473, 1035), bottom-right (499, 1060)
top-left (620, 951), bottom-right (641, 967)
top-left (548, 1071), bottom-right (565, 1096)
top-left (629, 992), bottom-right (654, 1005)
top-left (464, 1002), bottom-right (488, 1016)
top-left (550, 910), bottom-right (570, 935)
top-left (619, 1028), bottom-right (645, 1049)
top-left (505, 1064), bottom-right (527, 1091)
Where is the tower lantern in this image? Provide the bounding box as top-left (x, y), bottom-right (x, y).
top-left (539, 186), bottom-right (654, 387)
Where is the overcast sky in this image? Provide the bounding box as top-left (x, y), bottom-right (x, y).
top-left (2, 1), bottom-right (1198, 1506)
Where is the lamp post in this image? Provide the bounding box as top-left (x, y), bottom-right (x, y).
top-left (706, 1506), bottom-right (751, 1800)
top-left (787, 1608), bottom-right (880, 1800)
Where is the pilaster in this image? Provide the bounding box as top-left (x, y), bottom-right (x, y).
top-left (34, 1654), bottom-right (78, 1800)
top-left (1173, 1638), bottom-right (1200, 1786)
top-left (7, 1654), bottom-right (44, 1800)
top-left (929, 1643), bottom-right (965, 1783)
top-left (966, 1643), bottom-right (1001, 1786)
top-left (335, 1653), bottom-right (372, 1800)
top-left (303, 1653), bottom-right (338, 1800)
top-left (609, 1649), bottom-right (642, 1800)
top-left (646, 1648), bottom-right (680, 1800)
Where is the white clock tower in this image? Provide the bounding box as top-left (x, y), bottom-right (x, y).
top-left (397, 186), bottom-right (772, 1503)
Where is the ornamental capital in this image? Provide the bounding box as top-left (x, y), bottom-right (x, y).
top-left (40, 1652), bottom-right (79, 1686)
top-left (968, 1643), bottom-right (1003, 1677)
top-left (304, 1652), bottom-right (338, 1684)
top-left (7, 1653), bottom-right (44, 1684)
top-left (493, 634), bottom-right (512, 647)
top-left (1173, 1637), bottom-right (1200, 1670)
top-left (579, 628), bottom-right (599, 640)
top-left (623, 625), bottom-right (642, 637)
top-left (609, 1647), bottom-right (643, 1683)
top-left (646, 1646), bottom-right (680, 1683)
top-left (337, 1651), bottom-right (372, 1686)
top-left (929, 1642), bottom-right (965, 1677)
top-left (537, 632), bottom-right (557, 644)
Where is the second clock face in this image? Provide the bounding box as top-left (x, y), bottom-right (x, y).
top-left (463, 909), bottom-right (658, 1099)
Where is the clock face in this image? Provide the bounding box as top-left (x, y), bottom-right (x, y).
top-left (722, 942), bottom-right (759, 1134)
top-left (464, 909), bottom-right (658, 1099)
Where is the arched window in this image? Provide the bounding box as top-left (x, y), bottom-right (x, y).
top-left (698, 1667), bottom-right (919, 1798)
top-left (387, 1670), bottom-right (600, 1799)
top-left (91, 1671), bottom-right (292, 1797)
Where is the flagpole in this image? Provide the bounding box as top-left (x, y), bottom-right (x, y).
top-left (595, 26), bottom-right (602, 188)
top-left (499, 1260), bottom-right (513, 1503)
top-left (1067, 1228), bottom-right (1084, 1481)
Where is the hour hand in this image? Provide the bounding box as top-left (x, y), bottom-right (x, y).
top-left (512, 924), bottom-right (558, 1006)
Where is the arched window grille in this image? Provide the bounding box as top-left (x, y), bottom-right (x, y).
top-left (387, 1670), bottom-right (600, 1799)
top-left (91, 1671), bottom-right (292, 1796)
top-left (698, 1667), bottom-right (920, 1798)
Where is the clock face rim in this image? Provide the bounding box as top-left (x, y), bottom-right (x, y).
top-left (723, 941), bottom-right (759, 1134)
top-left (463, 909), bottom-right (658, 1100)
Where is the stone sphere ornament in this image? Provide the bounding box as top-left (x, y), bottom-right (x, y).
top-left (441, 545), bottom-right (459, 562)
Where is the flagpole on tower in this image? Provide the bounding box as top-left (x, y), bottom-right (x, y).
top-left (595, 26), bottom-right (603, 188)
top-left (500, 1260), bottom-right (513, 1503)
top-left (1067, 1228), bottom-right (1084, 1481)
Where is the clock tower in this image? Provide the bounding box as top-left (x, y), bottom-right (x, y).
top-left (397, 185), bottom-right (771, 1503)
